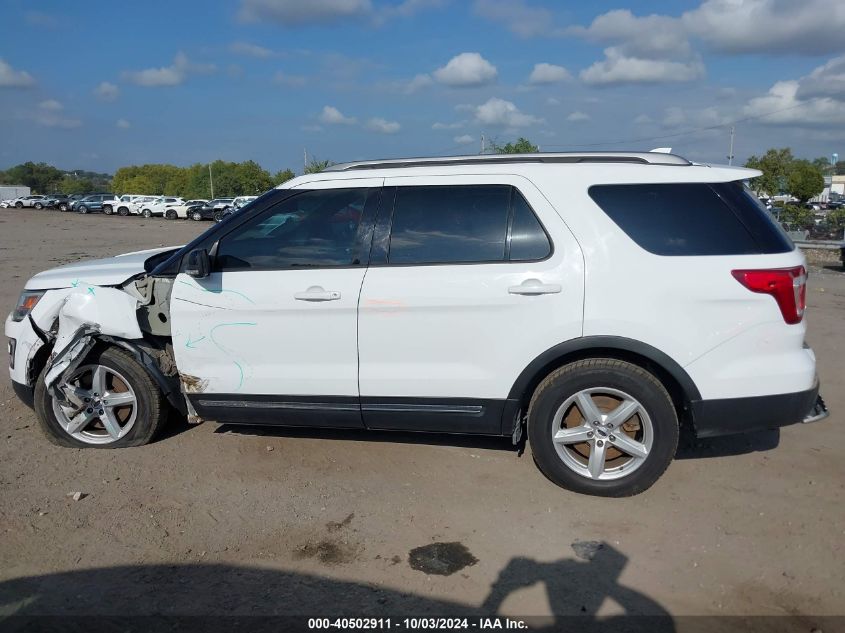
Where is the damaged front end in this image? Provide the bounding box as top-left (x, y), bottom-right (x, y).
top-left (26, 276), bottom-right (193, 420)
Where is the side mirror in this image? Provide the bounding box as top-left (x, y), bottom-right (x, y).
top-left (185, 248), bottom-right (210, 278)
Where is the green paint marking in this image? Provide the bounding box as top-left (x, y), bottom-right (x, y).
top-left (185, 335), bottom-right (206, 349)
top-left (177, 279), bottom-right (255, 304)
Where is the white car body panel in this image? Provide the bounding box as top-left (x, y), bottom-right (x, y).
top-left (24, 247), bottom-right (176, 290)
top-left (357, 173), bottom-right (585, 400)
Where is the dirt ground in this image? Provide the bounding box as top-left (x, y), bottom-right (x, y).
top-left (0, 208), bottom-right (843, 627)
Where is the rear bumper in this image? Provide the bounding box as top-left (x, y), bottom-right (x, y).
top-left (690, 383), bottom-right (828, 438)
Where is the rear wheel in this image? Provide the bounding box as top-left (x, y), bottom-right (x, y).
top-left (78, 205), bottom-right (88, 214)
top-left (118, 206), bottom-right (129, 216)
top-left (527, 358), bottom-right (678, 497)
top-left (58, 203), bottom-right (68, 211)
top-left (103, 205), bottom-right (113, 215)
top-left (191, 211), bottom-right (202, 221)
top-left (165, 209), bottom-right (177, 220)
top-left (34, 346), bottom-right (167, 448)
top-left (15, 201), bottom-right (23, 208)
top-left (34, 202), bottom-right (44, 209)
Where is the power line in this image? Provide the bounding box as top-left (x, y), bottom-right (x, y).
top-left (539, 97), bottom-right (823, 151)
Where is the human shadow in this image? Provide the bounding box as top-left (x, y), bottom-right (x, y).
top-left (0, 544), bottom-right (675, 632)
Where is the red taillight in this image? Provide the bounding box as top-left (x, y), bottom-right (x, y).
top-left (731, 266), bottom-right (807, 324)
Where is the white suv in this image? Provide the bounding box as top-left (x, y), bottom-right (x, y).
top-left (4, 152), bottom-right (828, 496)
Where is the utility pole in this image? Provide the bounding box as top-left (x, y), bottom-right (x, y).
top-left (480, 134), bottom-right (485, 155)
top-left (727, 126), bottom-right (735, 166)
top-left (304, 148), bottom-right (307, 172)
top-left (208, 163), bottom-right (214, 199)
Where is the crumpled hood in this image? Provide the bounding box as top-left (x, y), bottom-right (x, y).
top-left (25, 246), bottom-right (180, 291)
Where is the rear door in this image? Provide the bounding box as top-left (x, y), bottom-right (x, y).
top-left (170, 180), bottom-right (382, 427)
top-left (357, 175), bottom-right (584, 434)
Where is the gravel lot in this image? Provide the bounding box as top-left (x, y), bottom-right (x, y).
top-left (0, 208), bottom-right (843, 627)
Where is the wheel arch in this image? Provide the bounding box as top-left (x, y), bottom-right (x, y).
top-left (508, 336), bottom-right (700, 424)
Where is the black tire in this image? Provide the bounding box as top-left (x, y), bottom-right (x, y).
top-left (34, 202), bottom-right (44, 209)
top-left (142, 209), bottom-right (152, 218)
top-left (213, 211), bottom-right (222, 223)
top-left (78, 205), bottom-right (88, 214)
top-left (118, 206), bottom-right (129, 216)
top-left (191, 211), bottom-right (202, 221)
top-left (15, 201), bottom-right (23, 208)
top-left (103, 205), bottom-right (113, 215)
top-left (165, 209), bottom-right (177, 220)
top-left (59, 203), bottom-right (68, 211)
top-left (34, 346), bottom-right (167, 449)
top-left (527, 358), bottom-right (678, 497)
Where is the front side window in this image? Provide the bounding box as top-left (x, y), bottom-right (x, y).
top-left (215, 188), bottom-right (370, 271)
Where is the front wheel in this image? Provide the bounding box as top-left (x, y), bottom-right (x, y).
top-left (142, 209), bottom-right (152, 218)
top-left (165, 209), bottom-right (177, 220)
top-left (117, 206), bottom-right (129, 216)
top-left (191, 211), bottom-right (202, 221)
top-left (103, 205), bottom-right (113, 215)
top-left (78, 205), bottom-right (88, 214)
top-left (34, 347), bottom-right (167, 448)
top-left (59, 203), bottom-right (68, 211)
top-left (527, 358), bottom-right (678, 497)
top-left (34, 202), bottom-right (44, 209)
top-left (15, 201), bottom-right (23, 208)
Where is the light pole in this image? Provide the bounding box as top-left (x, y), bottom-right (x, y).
top-left (208, 163), bottom-right (214, 199)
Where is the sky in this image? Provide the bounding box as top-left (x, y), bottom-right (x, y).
top-left (2, 0), bottom-right (845, 174)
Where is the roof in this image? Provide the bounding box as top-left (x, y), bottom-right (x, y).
top-left (324, 151), bottom-right (692, 172)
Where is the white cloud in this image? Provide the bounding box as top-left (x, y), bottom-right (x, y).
top-left (683, 0), bottom-right (845, 55)
top-left (116, 118), bottom-right (131, 129)
top-left (230, 41), bottom-right (276, 58)
top-left (573, 9), bottom-right (691, 59)
top-left (123, 52), bottom-right (215, 87)
top-left (581, 48), bottom-right (705, 85)
top-left (239, 0), bottom-right (373, 24)
top-left (94, 81), bottom-right (120, 101)
top-left (473, 97), bottom-right (543, 127)
top-left (0, 58), bottom-right (35, 88)
top-left (662, 106), bottom-right (729, 129)
top-left (366, 117), bottom-right (401, 133)
top-left (404, 73), bottom-right (433, 94)
top-left (319, 105), bottom-right (356, 125)
top-left (794, 55), bottom-right (845, 102)
top-left (273, 71), bottom-right (306, 87)
top-left (34, 100), bottom-right (81, 128)
top-left (433, 52), bottom-right (497, 87)
top-left (634, 114), bottom-right (653, 124)
top-left (566, 111), bottom-right (590, 122)
top-left (472, 0), bottom-right (563, 38)
top-left (432, 121), bottom-right (464, 130)
top-left (744, 80), bottom-right (845, 126)
top-left (528, 63), bottom-right (570, 85)
top-left (454, 134), bottom-right (474, 145)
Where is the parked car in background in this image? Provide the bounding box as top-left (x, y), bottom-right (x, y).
top-left (139, 196), bottom-right (185, 218)
top-left (43, 194), bottom-right (71, 211)
top-left (216, 196), bottom-right (260, 222)
top-left (107, 195), bottom-right (148, 216)
top-left (12, 195), bottom-right (48, 209)
top-left (188, 198), bottom-right (234, 221)
top-left (162, 199), bottom-right (208, 220)
top-left (72, 194), bottom-right (116, 214)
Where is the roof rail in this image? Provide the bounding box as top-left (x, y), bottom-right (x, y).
top-left (325, 151), bottom-right (692, 172)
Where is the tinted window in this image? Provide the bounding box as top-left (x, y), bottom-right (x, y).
top-left (215, 188), bottom-right (368, 270)
top-left (388, 185), bottom-right (511, 264)
top-left (588, 182), bottom-right (793, 256)
top-left (509, 190), bottom-right (551, 261)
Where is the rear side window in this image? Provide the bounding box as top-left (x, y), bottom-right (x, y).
top-left (387, 185), bottom-right (550, 265)
top-left (588, 182), bottom-right (793, 256)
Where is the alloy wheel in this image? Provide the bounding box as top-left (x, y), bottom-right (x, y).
top-left (551, 387), bottom-right (653, 481)
top-left (51, 364), bottom-right (138, 445)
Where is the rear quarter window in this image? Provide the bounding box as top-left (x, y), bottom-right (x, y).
top-left (588, 182), bottom-right (793, 256)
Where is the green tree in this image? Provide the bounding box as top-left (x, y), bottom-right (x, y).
top-left (779, 204), bottom-right (814, 228)
top-left (745, 148), bottom-right (793, 196)
top-left (273, 168), bottom-right (295, 185)
top-left (786, 159), bottom-right (825, 203)
top-left (490, 137), bottom-right (538, 154)
top-left (304, 158), bottom-right (333, 174)
top-left (57, 176), bottom-right (95, 194)
top-left (234, 160), bottom-right (274, 195)
top-left (0, 161), bottom-right (64, 193)
top-left (835, 160), bottom-right (845, 176)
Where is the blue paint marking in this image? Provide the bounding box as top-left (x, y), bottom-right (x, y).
top-left (177, 279), bottom-right (256, 304)
top-left (207, 322), bottom-right (257, 391)
top-left (185, 335), bottom-right (206, 349)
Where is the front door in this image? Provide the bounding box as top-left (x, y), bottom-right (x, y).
top-left (170, 179), bottom-right (382, 427)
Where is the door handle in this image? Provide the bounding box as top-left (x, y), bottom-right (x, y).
top-left (508, 279), bottom-right (562, 296)
top-left (294, 286), bottom-right (341, 302)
